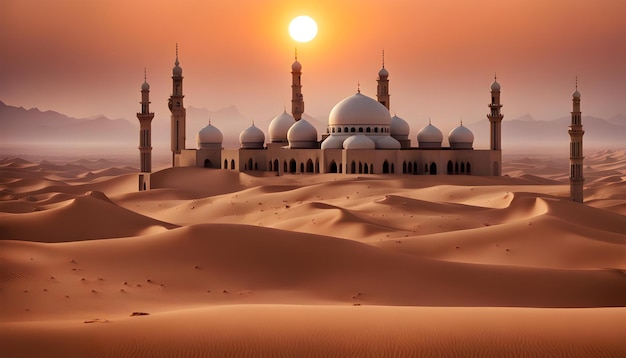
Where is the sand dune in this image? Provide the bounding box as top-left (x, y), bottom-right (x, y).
top-left (1, 148), bottom-right (625, 356)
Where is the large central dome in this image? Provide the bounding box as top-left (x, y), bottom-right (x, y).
top-left (328, 92), bottom-right (391, 127)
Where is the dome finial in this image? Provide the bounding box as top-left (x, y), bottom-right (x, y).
top-left (382, 49), bottom-right (385, 68)
top-left (460, 118), bottom-right (463, 126)
top-left (175, 43), bottom-right (179, 66)
top-left (429, 117), bottom-right (432, 125)
top-left (357, 81), bottom-right (361, 93)
top-left (575, 75), bottom-right (578, 90)
top-left (144, 68), bottom-right (147, 82)
top-left (294, 46), bottom-right (298, 61)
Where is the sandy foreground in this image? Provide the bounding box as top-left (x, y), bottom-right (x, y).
top-left (1, 149), bottom-right (625, 357)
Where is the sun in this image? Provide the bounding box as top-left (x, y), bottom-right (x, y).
top-left (289, 16), bottom-right (318, 43)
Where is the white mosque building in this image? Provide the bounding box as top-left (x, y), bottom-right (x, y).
top-left (137, 48), bottom-right (505, 190)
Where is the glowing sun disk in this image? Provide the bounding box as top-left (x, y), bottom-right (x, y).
top-left (289, 16), bottom-right (318, 43)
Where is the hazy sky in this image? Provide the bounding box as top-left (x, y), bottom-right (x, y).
top-left (1, 0), bottom-right (625, 132)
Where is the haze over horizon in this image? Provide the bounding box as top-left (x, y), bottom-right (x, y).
top-left (1, 0), bottom-right (625, 135)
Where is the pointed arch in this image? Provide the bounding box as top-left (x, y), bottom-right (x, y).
top-left (460, 162), bottom-right (465, 173)
top-left (306, 159), bottom-right (314, 173)
top-left (274, 159), bottom-right (279, 172)
top-left (382, 160), bottom-right (389, 174)
top-left (430, 162), bottom-right (437, 175)
top-left (364, 163), bottom-right (369, 174)
top-left (224, 159), bottom-right (228, 169)
top-left (447, 160), bottom-right (453, 175)
top-left (290, 159), bottom-right (297, 173)
top-left (230, 159), bottom-right (235, 170)
top-left (329, 161), bottom-right (338, 173)
top-left (351, 161), bottom-right (356, 174)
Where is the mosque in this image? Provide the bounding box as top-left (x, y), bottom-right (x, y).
top-left (137, 47), bottom-right (583, 204)
top-left (136, 47), bottom-right (504, 192)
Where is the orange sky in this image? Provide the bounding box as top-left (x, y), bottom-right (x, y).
top-left (1, 0), bottom-right (625, 134)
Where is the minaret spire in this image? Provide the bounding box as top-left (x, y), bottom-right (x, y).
top-left (137, 69), bottom-right (155, 190)
top-left (169, 44), bottom-right (186, 166)
top-left (291, 50), bottom-right (304, 121)
top-left (377, 50), bottom-right (390, 110)
top-left (487, 75), bottom-right (503, 175)
top-left (569, 78), bottom-right (584, 203)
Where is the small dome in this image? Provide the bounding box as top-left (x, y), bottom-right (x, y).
top-left (141, 81), bottom-right (150, 91)
top-left (390, 115), bottom-right (410, 139)
top-left (321, 135), bottom-right (346, 149)
top-left (491, 79), bottom-right (501, 92)
top-left (288, 119), bottom-right (318, 148)
top-left (268, 111), bottom-right (295, 143)
top-left (329, 92), bottom-right (391, 127)
top-left (239, 124), bottom-right (265, 149)
top-left (343, 134), bottom-right (376, 150)
top-left (573, 89), bottom-right (581, 98)
top-left (196, 123), bottom-right (223, 149)
top-left (375, 135), bottom-right (401, 149)
top-left (292, 60), bottom-right (302, 72)
top-left (378, 67), bottom-right (389, 78)
top-left (173, 59), bottom-right (182, 77)
top-left (448, 124), bottom-right (474, 149)
top-left (417, 123), bottom-right (443, 148)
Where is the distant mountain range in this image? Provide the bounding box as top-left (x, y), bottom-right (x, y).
top-left (470, 114), bottom-right (626, 149)
top-left (1, 100), bottom-right (623, 151)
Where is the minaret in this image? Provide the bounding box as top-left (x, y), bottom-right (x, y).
top-left (487, 75), bottom-right (504, 152)
top-left (137, 70), bottom-right (154, 191)
top-left (291, 49), bottom-right (304, 121)
top-left (377, 50), bottom-right (390, 110)
top-left (169, 44), bottom-right (186, 166)
top-left (569, 79), bottom-right (584, 203)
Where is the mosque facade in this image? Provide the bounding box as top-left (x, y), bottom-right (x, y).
top-left (138, 49), bottom-right (505, 191)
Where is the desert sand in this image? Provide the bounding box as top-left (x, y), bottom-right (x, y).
top-left (1, 149), bottom-right (625, 357)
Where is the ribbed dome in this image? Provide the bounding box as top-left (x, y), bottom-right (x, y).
top-left (320, 135), bottom-right (346, 149)
top-left (573, 89), bottom-right (581, 98)
top-left (141, 81), bottom-right (150, 91)
top-left (417, 123), bottom-right (443, 148)
top-left (448, 124), bottom-right (474, 149)
top-left (378, 67), bottom-right (389, 77)
top-left (390, 115), bottom-right (410, 138)
top-left (491, 79), bottom-right (501, 92)
top-left (239, 124), bottom-right (265, 149)
top-left (343, 134), bottom-right (376, 150)
top-left (196, 123), bottom-right (223, 149)
top-left (375, 135), bottom-right (401, 149)
top-left (329, 92), bottom-right (391, 126)
top-left (287, 119), bottom-right (318, 148)
top-left (292, 60), bottom-right (302, 72)
top-left (268, 111), bottom-right (295, 143)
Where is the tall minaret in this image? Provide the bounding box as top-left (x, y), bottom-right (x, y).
top-left (169, 44), bottom-right (186, 166)
top-left (569, 79), bottom-right (584, 203)
top-left (377, 50), bottom-right (390, 110)
top-left (291, 49), bottom-right (304, 121)
top-left (137, 69), bottom-right (154, 174)
top-left (487, 75), bottom-right (504, 152)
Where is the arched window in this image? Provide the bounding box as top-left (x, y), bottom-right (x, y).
top-left (455, 162), bottom-right (459, 174)
top-left (224, 159), bottom-right (228, 169)
top-left (366, 127), bottom-right (371, 133)
top-left (466, 162), bottom-right (471, 174)
top-left (358, 162), bottom-right (363, 174)
top-left (430, 162), bottom-right (437, 175)
top-left (231, 160), bottom-right (235, 170)
top-left (300, 162), bottom-right (304, 173)
top-left (351, 161), bottom-right (356, 174)
top-left (338, 127), bottom-right (342, 133)
top-left (460, 162), bottom-right (465, 173)
top-left (374, 127), bottom-right (379, 133)
top-left (351, 127), bottom-right (356, 133)
top-left (447, 160), bottom-right (453, 175)
top-left (364, 163), bottom-right (369, 174)
top-left (290, 159), bottom-right (297, 173)
top-left (306, 159), bottom-right (314, 173)
top-left (383, 160), bottom-right (389, 174)
top-left (204, 159), bottom-right (211, 168)
top-left (332, 128), bottom-right (336, 133)
top-left (359, 127), bottom-right (363, 132)
top-left (329, 161), bottom-right (338, 173)
top-left (344, 127), bottom-right (349, 133)
top-left (274, 159), bottom-right (279, 172)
